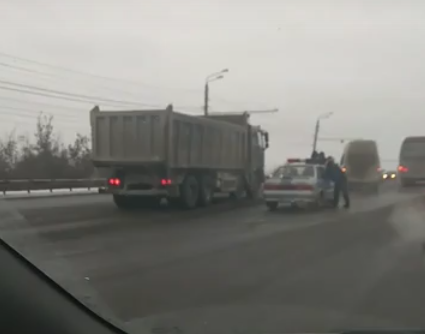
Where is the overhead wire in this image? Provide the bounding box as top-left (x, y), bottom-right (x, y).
top-left (0, 60), bottom-right (205, 112)
top-left (0, 96), bottom-right (89, 112)
top-left (0, 112), bottom-right (88, 129)
top-left (0, 79), bottom-right (161, 108)
top-left (0, 104), bottom-right (84, 121)
top-left (0, 85), bottom-right (131, 107)
top-left (0, 51), bottom-right (200, 93)
top-left (0, 61), bottom-right (172, 106)
top-left (0, 51), bottom-right (267, 108)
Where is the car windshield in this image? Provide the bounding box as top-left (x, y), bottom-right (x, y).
top-left (272, 165), bottom-right (315, 178)
top-left (2, 2), bottom-right (425, 334)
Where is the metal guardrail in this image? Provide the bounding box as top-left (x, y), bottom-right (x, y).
top-left (0, 179), bottom-right (106, 194)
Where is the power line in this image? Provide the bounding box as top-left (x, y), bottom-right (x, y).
top-left (0, 61), bottom-right (169, 105)
top-left (0, 52), bottom-right (268, 108)
top-left (0, 62), bottom-right (206, 110)
top-left (0, 51), bottom-right (199, 93)
top-left (0, 96), bottom-right (87, 112)
top-left (0, 85), bottom-right (167, 109)
top-left (0, 61), bottom-right (52, 76)
top-left (0, 104), bottom-right (82, 121)
top-left (0, 79), bottom-right (160, 108)
top-left (0, 85), bottom-right (130, 107)
top-left (0, 111), bottom-right (87, 128)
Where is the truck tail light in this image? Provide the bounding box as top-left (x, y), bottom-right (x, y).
top-left (160, 179), bottom-right (172, 186)
top-left (108, 178), bottom-right (121, 186)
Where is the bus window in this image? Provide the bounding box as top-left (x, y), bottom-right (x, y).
top-left (400, 141), bottom-right (425, 159)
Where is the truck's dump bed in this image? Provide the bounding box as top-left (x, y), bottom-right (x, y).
top-left (90, 106), bottom-right (168, 166)
top-left (90, 106), bottom-right (248, 169)
top-left (203, 113), bottom-right (250, 126)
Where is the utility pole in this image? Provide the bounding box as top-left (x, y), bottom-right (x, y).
top-left (203, 68), bottom-right (229, 116)
top-left (203, 83), bottom-right (209, 116)
top-left (312, 112), bottom-right (334, 153)
top-left (312, 119), bottom-right (320, 153)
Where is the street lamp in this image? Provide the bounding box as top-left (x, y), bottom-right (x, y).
top-left (312, 112), bottom-right (334, 152)
top-left (204, 69), bottom-right (229, 116)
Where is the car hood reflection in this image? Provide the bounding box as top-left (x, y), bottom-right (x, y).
top-left (124, 304), bottom-right (400, 334)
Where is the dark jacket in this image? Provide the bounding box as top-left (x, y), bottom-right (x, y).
top-left (324, 161), bottom-right (343, 183)
top-left (317, 152), bottom-right (326, 164)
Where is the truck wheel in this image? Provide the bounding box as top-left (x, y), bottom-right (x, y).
top-left (229, 176), bottom-right (245, 200)
top-left (266, 201), bottom-right (278, 211)
top-left (246, 175), bottom-right (261, 200)
top-left (113, 194), bottom-right (135, 210)
top-left (180, 175), bottom-right (200, 209)
top-left (198, 177), bottom-right (213, 207)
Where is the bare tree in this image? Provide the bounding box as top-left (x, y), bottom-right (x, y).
top-left (0, 112), bottom-right (93, 180)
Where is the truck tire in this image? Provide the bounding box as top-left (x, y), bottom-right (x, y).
top-left (113, 194), bottom-right (135, 210)
top-left (198, 177), bottom-right (213, 207)
top-left (266, 201), bottom-right (278, 211)
top-left (246, 174), bottom-right (261, 200)
top-left (229, 176), bottom-right (245, 200)
top-left (179, 175), bottom-right (200, 209)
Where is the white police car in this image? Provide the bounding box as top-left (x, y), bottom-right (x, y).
top-left (263, 158), bottom-right (335, 211)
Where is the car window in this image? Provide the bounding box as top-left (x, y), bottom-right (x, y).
top-left (272, 165), bottom-right (315, 178)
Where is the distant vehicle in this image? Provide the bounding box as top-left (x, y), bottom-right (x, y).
top-left (382, 170), bottom-right (396, 181)
top-left (90, 105), bottom-right (269, 209)
top-left (340, 140), bottom-right (381, 193)
top-left (262, 158), bottom-right (334, 211)
top-left (398, 136), bottom-right (425, 186)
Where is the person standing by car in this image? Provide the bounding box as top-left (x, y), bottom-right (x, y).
top-left (318, 151), bottom-right (326, 164)
top-left (325, 157), bottom-right (350, 208)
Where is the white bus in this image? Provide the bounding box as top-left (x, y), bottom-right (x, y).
top-left (398, 136), bottom-right (425, 186)
top-left (340, 140), bottom-right (381, 192)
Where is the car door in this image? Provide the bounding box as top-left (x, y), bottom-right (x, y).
top-left (316, 166), bottom-right (334, 200)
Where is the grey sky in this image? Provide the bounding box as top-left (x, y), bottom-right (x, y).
top-left (1, 0), bottom-right (425, 169)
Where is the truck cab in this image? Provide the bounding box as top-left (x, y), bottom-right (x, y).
top-left (250, 126), bottom-right (269, 183)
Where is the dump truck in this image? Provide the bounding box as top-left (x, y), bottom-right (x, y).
top-left (90, 104), bottom-right (269, 209)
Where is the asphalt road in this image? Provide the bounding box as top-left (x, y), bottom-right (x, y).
top-left (2, 181), bottom-right (425, 333)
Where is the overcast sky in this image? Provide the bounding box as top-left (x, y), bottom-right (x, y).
top-left (1, 0), bottom-right (425, 169)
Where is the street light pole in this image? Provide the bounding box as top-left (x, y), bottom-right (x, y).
top-left (203, 82), bottom-right (209, 116)
top-left (312, 119), bottom-right (320, 152)
top-left (203, 68), bottom-right (229, 116)
top-left (312, 112), bottom-right (333, 152)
